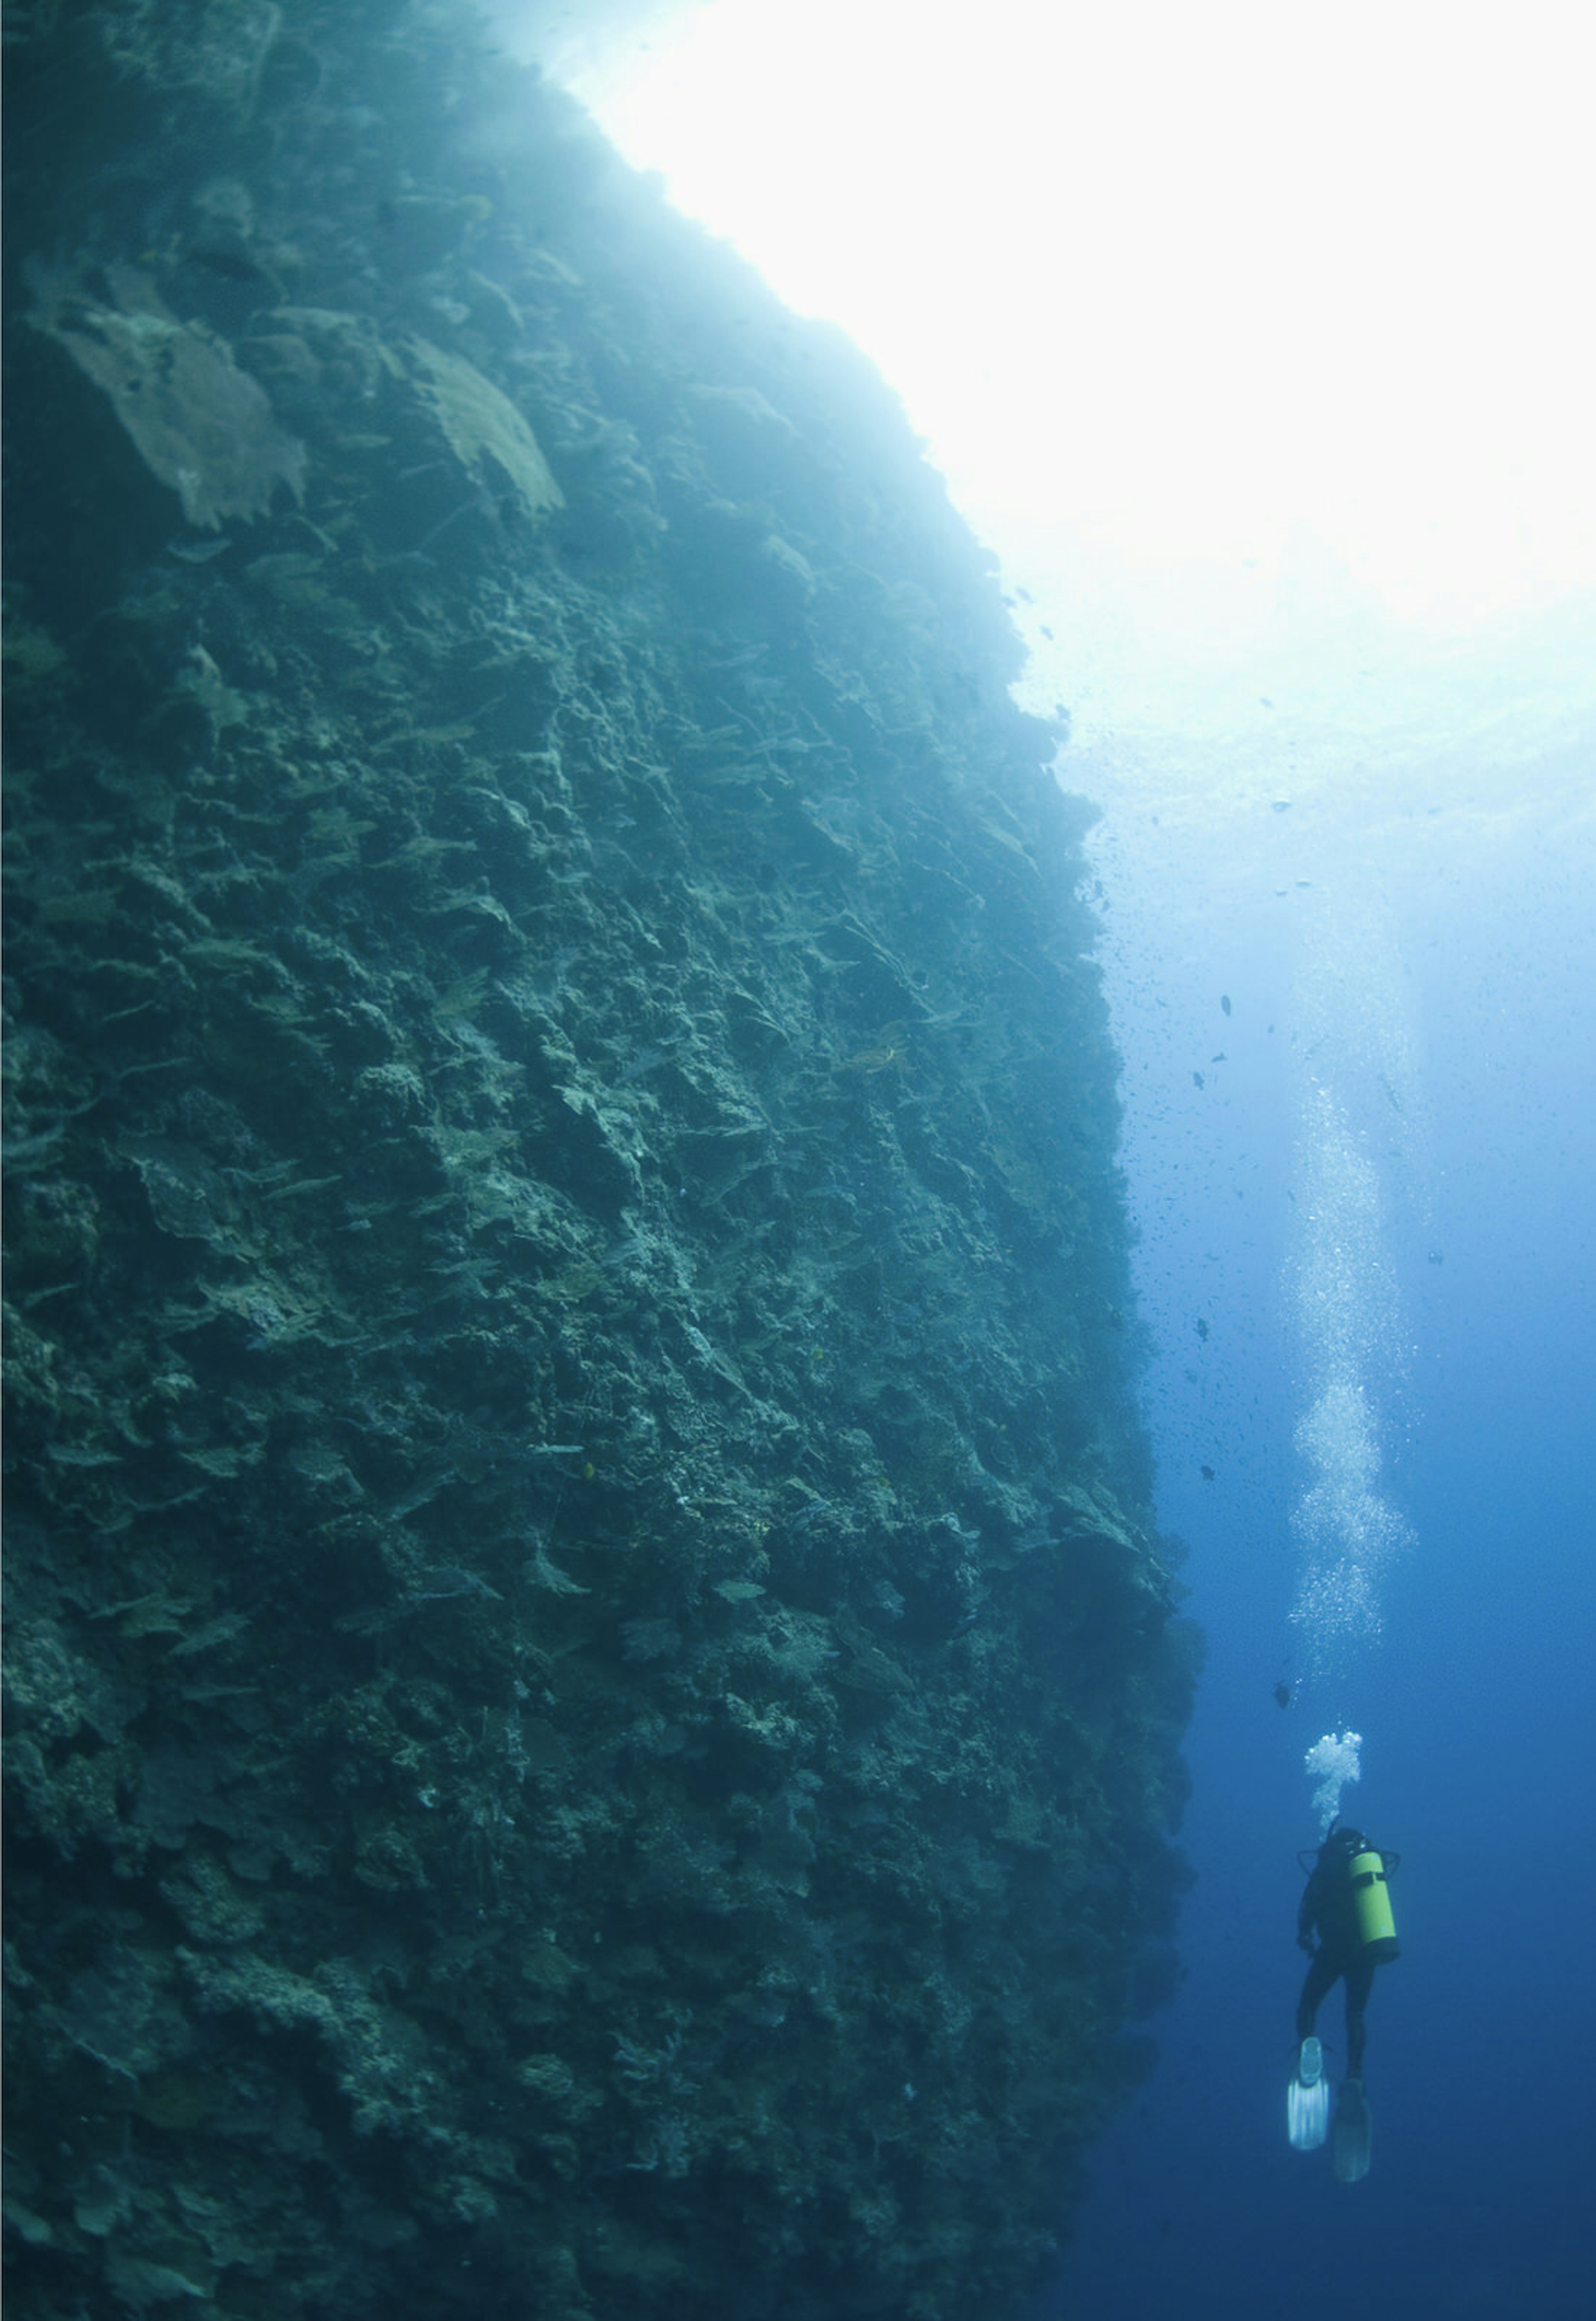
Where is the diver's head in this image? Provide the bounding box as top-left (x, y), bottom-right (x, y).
top-left (1325, 1824), bottom-right (1365, 1854)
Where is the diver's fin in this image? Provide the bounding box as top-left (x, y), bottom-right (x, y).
top-left (1288, 2036), bottom-right (1330, 2150)
top-left (1332, 2077), bottom-right (1373, 2183)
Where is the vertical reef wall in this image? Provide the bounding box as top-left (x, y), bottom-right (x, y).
top-left (2, 6), bottom-right (1195, 2316)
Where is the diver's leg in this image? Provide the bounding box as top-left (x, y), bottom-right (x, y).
top-left (1344, 1959), bottom-right (1375, 2077)
top-left (1332, 1963), bottom-right (1378, 2178)
top-left (1296, 1948), bottom-right (1338, 2042)
top-left (1289, 1948), bottom-right (1338, 2146)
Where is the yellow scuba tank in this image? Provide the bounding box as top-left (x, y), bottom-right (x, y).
top-left (1348, 1846), bottom-right (1399, 1962)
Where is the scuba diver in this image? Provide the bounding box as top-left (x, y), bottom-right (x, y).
top-left (1287, 1823), bottom-right (1400, 2182)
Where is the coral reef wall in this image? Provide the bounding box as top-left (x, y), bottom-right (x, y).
top-left (2, 6), bottom-right (1195, 2316)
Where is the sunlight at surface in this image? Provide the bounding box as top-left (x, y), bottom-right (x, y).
top-left (537, 0), bottom-right (1596, 652)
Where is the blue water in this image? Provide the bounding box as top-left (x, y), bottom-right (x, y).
top-left (1040, 764), bottom-right (1596, 2316)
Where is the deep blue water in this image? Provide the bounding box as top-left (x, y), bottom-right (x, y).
top-left (1040, 765), bottom-right (1596, 2316)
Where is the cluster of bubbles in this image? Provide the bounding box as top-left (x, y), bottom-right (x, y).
top-left (1290, 1357), bottom-right (1416, 1670)
top-left (1305, 1730), bottom-right (1363, 1834)
top-left (1290, 1085), bottom-right (1399, 1368)
top-left (1288, 899), bottom-right (1423, 1824)
top-left (1287, 1071), bottom-right (1415, 1691)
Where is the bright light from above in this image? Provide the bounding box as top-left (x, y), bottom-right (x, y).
top-left (552, 0), bottom-right (1596, 638)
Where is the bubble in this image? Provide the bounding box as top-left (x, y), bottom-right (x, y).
top-left (1305, 1730), bottom-right (1363, 1832)
top-left (1286, 911), bottom-right (1420, 1752)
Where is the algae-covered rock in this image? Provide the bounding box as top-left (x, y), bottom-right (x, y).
top-left (2, 7), bottom-right (1194, 2319)
top-left (88, 0), bottom-right (284, 119)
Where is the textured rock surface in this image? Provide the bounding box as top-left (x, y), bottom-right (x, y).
top-left (2, 6), bottom-right (1196, 2316)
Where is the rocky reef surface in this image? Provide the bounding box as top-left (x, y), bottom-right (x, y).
top-left (2, 6), bottom-right (1196, 2316)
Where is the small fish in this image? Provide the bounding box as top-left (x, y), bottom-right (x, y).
top-left (1200, 1464), bottom-right (1216, 1483)
top-left (1274, 1681), bottom-right (1293, 1709)
top-left (1221, 994), bottom-right (1232, 1015)
top-left (1192, 1071), bottom-right (1205, 1090)
top-left (1195, 1318), bottom-right (1209, 1341)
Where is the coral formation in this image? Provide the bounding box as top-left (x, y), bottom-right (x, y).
top-left (29, 265), bottom-right (308, 530)
top-left (2, 5), bottom-right (1196, 2317)
top-left (405, 335), bottom-right (565, 519)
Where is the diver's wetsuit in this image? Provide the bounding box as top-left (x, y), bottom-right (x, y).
top-left (1296, 1848), bottom-right (1375, 2075)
